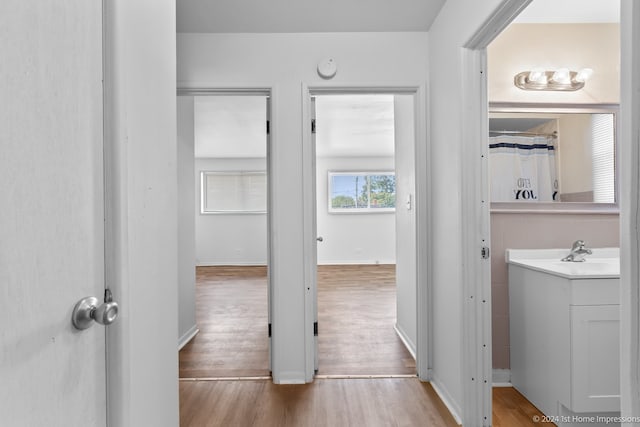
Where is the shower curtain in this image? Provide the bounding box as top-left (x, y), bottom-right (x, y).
top-left (489, 135), bottom-right (558, 202)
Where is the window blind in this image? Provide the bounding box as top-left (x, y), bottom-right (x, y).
top-left (591, 114), bottom-right (615, 203)
top-left (201, 171), bottom-right (267, 213)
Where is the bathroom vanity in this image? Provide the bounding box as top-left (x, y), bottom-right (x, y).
top-left (507, 248), bottom-right (620, 425)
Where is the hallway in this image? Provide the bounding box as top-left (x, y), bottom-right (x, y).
top-left (178, 266), bottom-right (546, 426)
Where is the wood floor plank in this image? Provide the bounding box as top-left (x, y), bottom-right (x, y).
top-left (180, 264), bottom-right (415, 378)
top-left (317, 264), bottom-right (416, 375)
top-left (179, 266), bottom-right (270, 378)
top-left (179, 266), bottom-right (549, 426)
top-left (179, 378), bottom-right (458, 427)
top-left (492, 387), bottom-right (550, 427)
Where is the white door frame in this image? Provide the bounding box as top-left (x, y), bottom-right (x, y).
top-left (619, 0), bottom-right (640, 420)
top-left (461, 0), bottom-right (640, 424)
top-left (458, 0), bottom-right (534, 423)
top-left (301, 83), bottom-right (430, 381)
top-left (176, 86), bottom-right (275, 374)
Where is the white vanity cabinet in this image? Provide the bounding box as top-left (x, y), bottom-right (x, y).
top-left (570, 304), bottom-right (620, 412)
top-left (507, 248), bottom-right (620, 423)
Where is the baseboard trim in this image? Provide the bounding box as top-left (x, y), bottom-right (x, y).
top-left (178, 325), bottom-right (199, 350)
top-left (430, 374), bottom-right (463, 425)
top-left (196, 262), bottom-right (267, 267)
top-left (492, 368), bottom-right (511, 386)
top-left (394, 324), bottom-right (416, 360)
top-left (316, 260), bottom-right (396, 266)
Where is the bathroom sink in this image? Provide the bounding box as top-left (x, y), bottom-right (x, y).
top-left (506, 248), bottom-right (620, 279)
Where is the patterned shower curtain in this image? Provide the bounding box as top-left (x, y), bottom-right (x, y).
top-left (489, 135), bottom-right (558, 202)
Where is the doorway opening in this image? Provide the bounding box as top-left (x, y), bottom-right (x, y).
top-left (481, 0), bottom-right (622, 423)
top-left (177, 92), bottom-right (272, 379)
top-left (311, 93), bottom-right (418, 377)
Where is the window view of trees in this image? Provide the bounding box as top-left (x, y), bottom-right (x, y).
top-left (329, 172), bottom-right (395, 212)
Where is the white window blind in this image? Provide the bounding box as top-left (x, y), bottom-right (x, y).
top-left (591, 114), bottom-right (615, 203)
top-left (201, 171), bottom-right (267, 213)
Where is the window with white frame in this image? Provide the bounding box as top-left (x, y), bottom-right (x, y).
top-left (201, 171), bottom-right (267, 214)
top-left (328, 171), bottom-right (396, 213)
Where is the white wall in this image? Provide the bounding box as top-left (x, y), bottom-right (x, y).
top-left (394, 95), bottom-right (418, 355)
top-left (177, 97), bottom-right (197, 347)
top-left (105, 0), bottom-right (179, 425)
top-left (194, 155), bottom-right (396, 267)
top-left (195, 157), bottom-right (268, 265)
top-left (316, 156), bottom-right (396, 265)
top-left (177, 31), bottom-right (429, 383)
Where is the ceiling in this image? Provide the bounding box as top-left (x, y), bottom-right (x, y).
top-left (489, 118), bottom-right (553, 133)
top-left (177, 0), bottom-right (619, 34)
top-left (193, 95), bottom-right (395, 158)
top-left (177, 0), bottom-right (447, 34)
top-left (514, 0), bottom-right (619, 23)
top-left (315, 95), bottom-right (395, 158)
top-left (194, 96), bottom-right (266, 158)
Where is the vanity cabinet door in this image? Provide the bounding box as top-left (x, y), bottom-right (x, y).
top-left (570, 305), bottom-right (620, 413)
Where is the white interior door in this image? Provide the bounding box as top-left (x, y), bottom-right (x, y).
top-left (267, 95), bottom-right (274, 371)
top-left (0, 1), bottom-right (107, 425)
top-left (311, 96), bottom-right (319, 372)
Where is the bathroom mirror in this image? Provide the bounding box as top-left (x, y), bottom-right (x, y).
top-left (489, 104), bottom-right (618, 212)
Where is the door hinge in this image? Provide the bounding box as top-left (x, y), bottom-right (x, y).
top-left (481, 246), bottom-right (490, 259)
top-left (313, 321), bottom-right (318, 336)
top-left (266, 120), bottom-right (270, 135)
top-left (311, 118), bottom-right (316, 134)
top-left (268, 323), bottom-right (272, 338)
top-left (104, 288), bottom-right (114, 303)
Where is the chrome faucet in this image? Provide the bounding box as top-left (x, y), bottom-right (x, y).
top-left (561, 240), bottom-right (593, 262)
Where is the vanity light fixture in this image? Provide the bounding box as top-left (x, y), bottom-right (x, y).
top-left (514, 68), bottom-right (593, 91)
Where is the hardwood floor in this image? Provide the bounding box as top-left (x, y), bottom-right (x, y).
top-left (317, 264), bottom-right (415, 376)
top-left (180, 377), bottom-right (458, 427)
top-left (179, 265), bottom-right (547, 426)
top-left (493, 386), bottom-right (549, 427)
top-left (180, 264), bottom-right (413, 378)
top-left (179, 266), bottom-right (270, 378)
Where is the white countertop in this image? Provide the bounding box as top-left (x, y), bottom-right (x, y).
top-left (506, 248), bottom-right (620, 279)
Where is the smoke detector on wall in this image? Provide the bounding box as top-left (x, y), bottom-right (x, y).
top-left (317, 58), bottom-right (337, 79)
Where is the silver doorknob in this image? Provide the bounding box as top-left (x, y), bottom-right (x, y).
top-left (316, 236), bottom-right (323, 242)
top-left (72, 296), bottom-right (119, 330)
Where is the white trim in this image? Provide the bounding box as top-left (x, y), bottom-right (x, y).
top-left (619, 0), bottom-right (640, 421)
top-left (430, 375), bottom-right (464, 425)
top-left (461, 1), bottom-right (532, 425)
top-left (394, 324), bottom-right (417, 360)
top-left (273, 374), bottom-right (306, 385)
top-left (465, 0), bottom-right (532, 48)
top-left (413, 84), bottom-right (431, 382)
top-left (460, 47), bottom-right (493, 426)
top-left (317, 260), bottom-right (396, 266)
top-left (175, 85), bottom-right (276, 382)
top-left (301, 82), bottom-right (430, 383)
top-left (177, 85), bottom-right (273, 96)
top-left (196, 262), bottom-right (268, 267)
top-left (179, 376), bottom-right (271, 381)
top-left (178, 326), bottom-right (199, 350)
top-left (492, 369), bottom-right (511, 385)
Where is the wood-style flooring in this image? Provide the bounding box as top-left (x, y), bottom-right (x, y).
top-left (180, 377), bottom-right (458, 427)
top-left (317, 264), bottom-right (415, 376)
top-left (179, 264), bottom-right (413, 378)
top-left (179, 265), bottom-right (549, 426)
top-left (179, 266), bottom-right (270, 378)
top-left (492, 386), bottom-right (549, 427)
